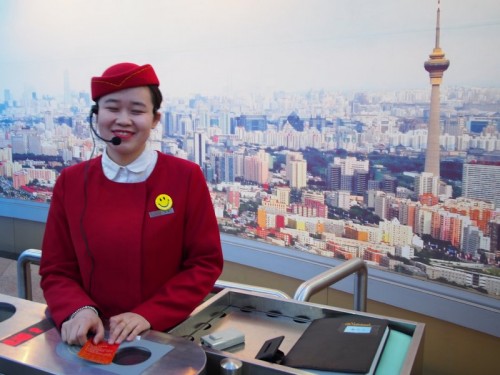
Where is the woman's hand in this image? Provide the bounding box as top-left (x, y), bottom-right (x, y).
top-left (61, 309), bottom-right (104, 346)
top-left (108, 312), bottom-right (151, 344)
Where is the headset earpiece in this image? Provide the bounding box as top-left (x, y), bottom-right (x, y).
top-left (91, 105), bottom-right (98, 115)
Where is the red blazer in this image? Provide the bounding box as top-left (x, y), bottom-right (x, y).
top-left (40, 152), bottom-right (223, 331)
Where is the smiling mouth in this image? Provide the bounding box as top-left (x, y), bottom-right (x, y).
top-left (112, 131), bottom-right (134, 138)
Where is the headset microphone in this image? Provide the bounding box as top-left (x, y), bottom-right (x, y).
top-left (89, 106), bottom-right (122, 145)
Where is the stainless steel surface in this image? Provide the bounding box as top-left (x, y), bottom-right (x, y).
top-left (213, 280), bottom-right (290, 299)
top-left (16, 248), bottom-right (41, 300)
top-left (0, 293), bottom-right (206, 374)
top-left (14, 250), bottom-right (423, 374)
top-left (293, 257), bottom-right (368, 312)
top-left (171, 288), bottom-right (425, 375)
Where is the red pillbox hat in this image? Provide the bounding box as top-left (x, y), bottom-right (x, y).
top-left (91, 63), bottom-right (160, 101)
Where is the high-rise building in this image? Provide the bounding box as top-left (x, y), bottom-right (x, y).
top-left (382, 175), bottom-right (398, 194)
top-left (353, 170), bottom-right (369, 196)
top-left (374, 193), bottom-right (391, 220)
top-left (193, 131), bottom-right (207, 167)
top-left (462, 161), bottom-right (500, 209)
top-left (379, 218), bottom-right (414, 247)
top-left (399, 200), bottom-right (418, 229)
top-left (340, 175), bottom-right (353, 192)
top-left (462, 226), bottom-right (482, 255)
top-left (179, 115), bottom-right (193, 136)
top-left (326, 164), bottom-right (341, 190)
top-left (286, 152), bottom-right (307, 189)
top-left (415, 206), bottom-right (434, 236)
top-left (424, 1), bottom-right (449, 179)
top-left (11, 134), bottom-right (28, 154)
top-left (0, 147), bottom-right (12, 163)
top-left (233, 149), bottom-right (246, 179)
top-left (335, 190), bottom-right (352, 211)
top-left (333, 156), bottom-right (369, 175)
top-left (164, 111), bottom-right (175, 136)
top-left (212, 151), bottom-right (235, 183)
top-left (218, 112), bottom-right (232, 135)
top-left (237, 115), bottom-right (267, 132)
top-left (44, 111), bottom-right (55, 132)
top-left (275, 186), bottom-right (291, 205)
top-left (328, 157), bottom-right (369, 194)
top-left (443, 197), bottom-right (494, 234)
top-left (27, 134), bottom-right (42, 155)
top-left (489, 218), bottom-right (500, 256)
top-left (203, 162), bottom-right (215, 183)
top-left (415, 172), bottom-right (440, 196)
top-left (367, 180), bottom-right (381, 192)
top-left (436, 211), bottom-right (467, 248)
top-left (13, 171), bottom-right (29, 189)
top-left (227, 189), bottom-right (241, 211)
top-left (243, 150), bottom-right (269, 185)
top-left (303, 191), bottom-right (325, 205)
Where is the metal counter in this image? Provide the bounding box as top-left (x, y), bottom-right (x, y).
top-left (169, 288), bottom-right (425, 375)
top-left (0, 293), bottom-right (206, 375)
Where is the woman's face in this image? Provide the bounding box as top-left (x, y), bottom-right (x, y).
top-left (96, 86), bottom-right (161, 165)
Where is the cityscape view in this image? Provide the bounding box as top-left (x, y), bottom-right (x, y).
top-left (1, 0), bottom-right (499, 299)
top-left (2, 84), bottom-right (500, 298)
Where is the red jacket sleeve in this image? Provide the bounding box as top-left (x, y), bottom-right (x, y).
top-left (39, 166), bottom-right (99, 328)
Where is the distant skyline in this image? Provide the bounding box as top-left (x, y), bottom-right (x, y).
top-left (1, 0), bottom-right (499, 99)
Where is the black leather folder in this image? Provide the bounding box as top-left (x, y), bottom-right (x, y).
top-left (282, 315), bottom-right (390, 374)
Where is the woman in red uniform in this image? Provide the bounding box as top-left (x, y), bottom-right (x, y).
top-left (39, 62), bottom-right (223, 346)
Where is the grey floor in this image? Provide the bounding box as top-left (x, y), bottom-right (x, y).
top-left (0, 257), bottom-right (45, 303)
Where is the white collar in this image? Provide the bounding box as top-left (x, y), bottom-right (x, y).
top-left (102, 148), bottom-right (157, 182)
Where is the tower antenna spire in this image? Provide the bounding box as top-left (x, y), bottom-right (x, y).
top-left (435, 0), bottom-right (441, 48)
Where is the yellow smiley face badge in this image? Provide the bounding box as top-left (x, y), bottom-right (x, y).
top-left (155, 194), bottom-right (173, 211)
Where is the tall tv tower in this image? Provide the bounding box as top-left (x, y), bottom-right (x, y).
top-left (424, 0), bottom-right (449, 178)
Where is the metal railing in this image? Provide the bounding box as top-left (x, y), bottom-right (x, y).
top-left (17, 248), bottom-right (42, 300)
top-left (293, 257), bottom-right (368, 312)
top-left (17, 249), bottom-right (366, 311)
top-left (15, 249), bottom-right (291, 301)
top-left (212, 280), bottom-right (290, 299)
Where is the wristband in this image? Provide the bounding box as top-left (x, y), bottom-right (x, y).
top-left (70, 305), bottom-right (99, 320)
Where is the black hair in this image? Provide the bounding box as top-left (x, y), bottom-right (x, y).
top-left (148, 85), bottom-right (163, 114)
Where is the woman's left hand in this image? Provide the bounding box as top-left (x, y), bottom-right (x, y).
top-left (107, 312), bottom-right (151, 344)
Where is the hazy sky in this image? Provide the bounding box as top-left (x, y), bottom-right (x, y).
top-left (1, 0), bottom-right (499, 99)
